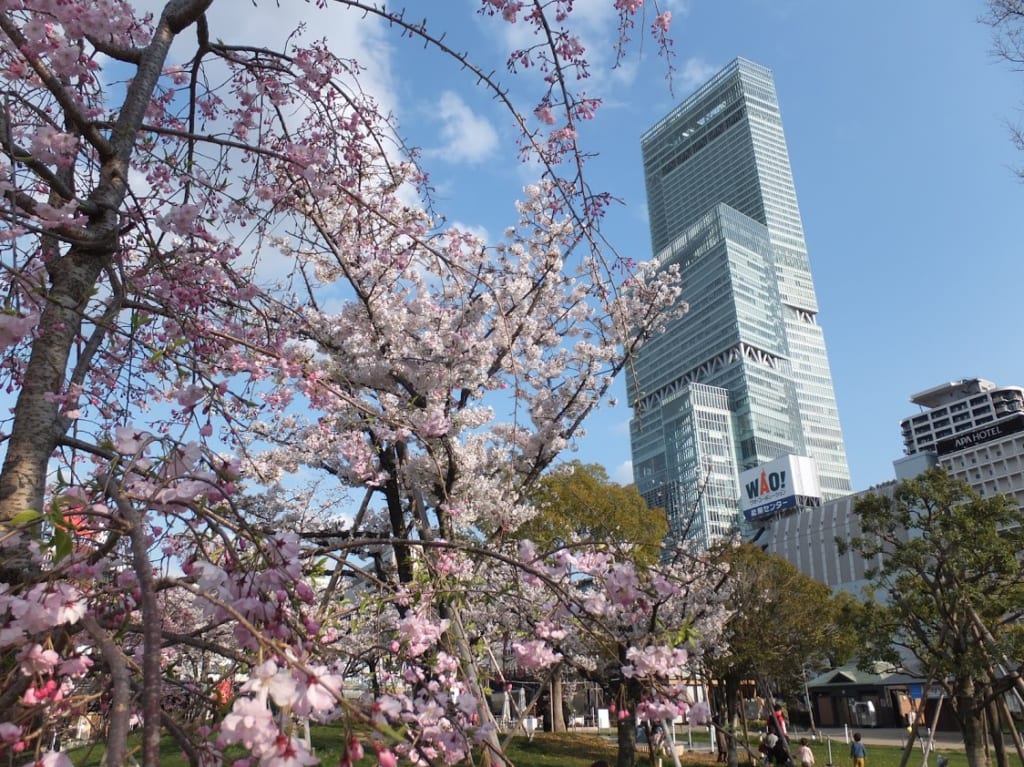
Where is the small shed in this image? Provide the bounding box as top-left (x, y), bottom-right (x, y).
top-left (805, 663), bottom-right (954, 730)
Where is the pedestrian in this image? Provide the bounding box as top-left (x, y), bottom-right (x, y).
top-left (716, 726), bottom-right (729, 763)
top-left (769, 704), bottom-right (790, 741)
top-left (759, 732), bottom-right (775, 767)
top-left (850, 732), bottom-right (867, 767)
top-left (766, 704), bottom-right (793, 767)
top-left (797, 737), bottom-right (815, 767)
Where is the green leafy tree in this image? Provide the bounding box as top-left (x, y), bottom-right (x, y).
top-left (522, 461), bottom-right (668, 565)
top-left (843, 468), bottom-right (1024, 767)
top-left (702, 543), bottom-right (856, 763)
top-left (827, 589), bottom-right (867, 668)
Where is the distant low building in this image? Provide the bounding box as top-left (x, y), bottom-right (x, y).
top-left (753, 482), bottom-right (894, 596)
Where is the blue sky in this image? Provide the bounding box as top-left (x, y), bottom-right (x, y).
top-left (174, 0), bottom-right (1024, 493)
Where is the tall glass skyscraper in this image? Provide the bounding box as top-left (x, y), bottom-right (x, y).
top-left (629, 58), bottom-right (851, 547)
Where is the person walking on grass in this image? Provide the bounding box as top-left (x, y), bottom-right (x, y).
top-left (850, 732), bottom-right (867, 767)
top-left (797, 737), bottom-right (815, 767)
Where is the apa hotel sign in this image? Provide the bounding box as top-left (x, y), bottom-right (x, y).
top-left (935, 414), bottom-right (1024, 456)
top-left (739, 454), bottom-right (821, 521)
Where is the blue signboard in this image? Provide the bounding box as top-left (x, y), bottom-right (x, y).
top-left (744, 494), bottom-right (797, 521)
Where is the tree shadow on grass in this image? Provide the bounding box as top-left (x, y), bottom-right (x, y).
top-left (507, 733), bottom-right (618, 766)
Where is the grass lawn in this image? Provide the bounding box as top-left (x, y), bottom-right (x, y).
top-left (503, 732), bottom-right (940, 767)
top-left (777, 737), bottom-right (960, 767)
top-left (65, 729), bottom-right (963, 767)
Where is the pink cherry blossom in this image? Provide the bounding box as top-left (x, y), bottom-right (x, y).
top-left (534, 104), bottom-right (557, 125)
top-left (0, 2), bottom-right (700, 764)
top-left (17, 644), bottom-right (60, 675)
top-left (0, 626), bottom-right (26, 649)
top-left (371, 696), bottom-right (404, 727)
top-left (37, 583), bottom-right (86, 626)
top-left (291, 667), bottom-right (343, 717)
top-left (28, 126), bottom-right (78, 168)
top-left (622, 645), bottom-right (690, 680)
top-left (375, 747), bottom-right (398, 767)
top-left (688, 700), bottom-right (713, 726)
top-left (346, 737), bottom-right (364, 762)
top-left (220, 697), bottom-right (276, 751)
top-left (240, 661), bottom-right (297, 707)
top-left (605, 563), bottom-right (641, 606)
top-left (57, 655), bottom-right (93, 678)
top-left (0, 312), bottom-right (37, 351)
top-left (113, 426), bottom-right (153, 455)
top-left (396, 613), bottom-right (449, 658)
top-left (254, 735), bottom-right (319, 767)
top-left (511, 640), bottom-right (562, 670)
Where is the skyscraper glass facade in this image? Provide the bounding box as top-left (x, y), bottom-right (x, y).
top-left (630, 58), bottom-right (851, 546)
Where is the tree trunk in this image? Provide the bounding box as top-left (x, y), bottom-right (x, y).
top-left (996, 695), bottom-right (1024, 766)
top-left (897, 725), bottom-right (918, 767)
top-left (722, 673), bottom-right (752, 767)
top-left (614, 658), bottom-right (644, 767)
top-left (954, 684), bottom-right (992, 767)
top-left (551, 670), bottom-right (566, 732)
top-left (986, 700), bottom-right (1006, 767)
top-left (616, 709), bottom-right (638, 767)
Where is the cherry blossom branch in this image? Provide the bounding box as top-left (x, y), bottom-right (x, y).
top-left (334, 0), bottom-right (604, 241)
top-left (0, 100), bottom-right (80, 205)
top-left (0, 16), bottom-right (110, 157)
top-left (82, 614), bottom-right (132, 767)
top-left (160, 711), bottom-right (202, 767)
top-left (104, 481), bottom-right (163, 766)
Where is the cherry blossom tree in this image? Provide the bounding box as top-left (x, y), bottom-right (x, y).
top-left (0, 2), bottom-right (720, 766)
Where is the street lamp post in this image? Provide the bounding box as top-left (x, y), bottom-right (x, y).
top-left (802, 667), bottom-right (817, 736)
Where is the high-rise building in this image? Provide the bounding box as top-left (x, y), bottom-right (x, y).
top-left (629, 57), bottom-right (851, 546)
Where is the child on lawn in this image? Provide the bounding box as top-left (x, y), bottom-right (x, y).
top-left (797, 737), bottom-right (815, 767)
top-left (850, 732), bottom-right (867, 767)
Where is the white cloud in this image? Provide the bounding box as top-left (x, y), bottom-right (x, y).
top-left (564, 0), bottom-right (617, 31)
top-left (425, 91), bottom-right (499, 165)
top-left (612, 460), bottom-right (634, 485)
top-left (146, 2), bottom-right (397, 118)
top-left (677, 57), bottom-right (718, 92)
top-left (447, 220), bottom-right (491, 245)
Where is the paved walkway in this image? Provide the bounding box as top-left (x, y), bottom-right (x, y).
top-left (808, 727), bottom-right (965, 752)
top-left (577, 724), bottom-right (970, 753)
